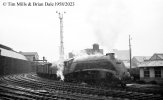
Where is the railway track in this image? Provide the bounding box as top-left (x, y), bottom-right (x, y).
top-left (0, 73), bottom-right (163, 100)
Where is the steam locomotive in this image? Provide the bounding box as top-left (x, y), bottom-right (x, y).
top-left (36, 53), bottom-right (131, 87)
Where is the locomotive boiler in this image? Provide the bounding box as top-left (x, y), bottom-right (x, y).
top-left (36, 53), bottom-right (131, 87)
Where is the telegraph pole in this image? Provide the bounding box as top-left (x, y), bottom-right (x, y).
top-left (129, 35), bottom-right (132, 69)
top-left (56, 11), bottom-right (66, 61)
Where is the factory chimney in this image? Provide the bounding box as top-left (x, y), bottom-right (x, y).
top-left (93, 43), bottom-right (99, 51)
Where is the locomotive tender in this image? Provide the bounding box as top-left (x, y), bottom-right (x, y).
top-left (36, 53), bottom-right (131, 87)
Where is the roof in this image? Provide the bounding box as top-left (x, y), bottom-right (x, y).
top-left (139, 60), bottom-right (163, 67)
top-left (19, 52), bottom-right (38, 56)
top-left (0, 44), bottom-right (13, 51)
top-left (158, 54), bottom-right (163, 59)
top-left (0, 47), bottom-right (27, 60)
top-left (150, 53), bottom-right (163, 60)
top-left (132, 56), bottom-right (151, 63)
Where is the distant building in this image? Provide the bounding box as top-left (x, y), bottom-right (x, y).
top-left (132, 56), bottom-right (151, 68)
top-left (19, 52), bottom-right (39, 61)
top-left (0, 44), bottom-right (27, 60)
top-left (68, 43), bottom-right (103, 58)
top-left (139, 53), bottom-right (163, 84)
top-left (0, 44), bottom-right (36, 75)
top-left (68, 52), bottom-right (75, 58)
top-left (84, 43), bottom-right (103, 55)
top-left (149, 53), bottom-right (163, 60)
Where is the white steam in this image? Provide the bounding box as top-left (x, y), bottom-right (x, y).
top-left (56, 60), bottom-right (64, 81)
top-left (72, 49), bottom-right (103, 59)
top-left (87, 0), bottom-right (131, 49)
top-left (73, 50), bottom-right (89, 57)
top-left (51, 46), bottom-right (104, 81)
top-left (51, 60), bottom-right (64, 81)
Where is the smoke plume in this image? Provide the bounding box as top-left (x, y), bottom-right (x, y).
top-left (87, 0), bottom-right (131, 50)
top-left (51, 60), bottom-right (64, 81)
top-left (56, 60), bottom-right (64, 81)
top-left (72, 49), bottom-right (103, 60)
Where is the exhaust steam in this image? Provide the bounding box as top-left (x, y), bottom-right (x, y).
top-left (50, 60), bottom-right (64, 81)
top-left (56, 60), bottom-right (64, 81)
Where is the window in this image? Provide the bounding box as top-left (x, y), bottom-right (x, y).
top-left (155, 68), bottom-right (161, 78)
top-left (144, 68), bottom-right (150, 77)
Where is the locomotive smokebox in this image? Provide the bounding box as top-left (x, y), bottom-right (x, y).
top-left (106, 53), bottom-right (115, 59)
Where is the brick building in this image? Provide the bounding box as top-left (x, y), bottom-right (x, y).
top-left (84, 43), bottom-right (103, 55)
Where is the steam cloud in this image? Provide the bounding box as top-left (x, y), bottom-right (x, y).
top-left (87, 0), bottom-right (131, 50)
top-left (51, 0), bottom-right (131, 81)
top-left (72, 49), bottom-right (102, 58)
top-left (51, 60), bottom-right (64, 81)
top-left (56, 60), bottom-right (64, 81)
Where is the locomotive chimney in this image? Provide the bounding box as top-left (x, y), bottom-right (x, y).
top-left (106, 53), bottom-right (115, 59)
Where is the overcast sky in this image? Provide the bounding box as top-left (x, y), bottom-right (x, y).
top-left (0, 0), bottom-right (163, 61)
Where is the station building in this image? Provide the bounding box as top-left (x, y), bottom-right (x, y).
top-left (139, 53), bottom-right (163, 84)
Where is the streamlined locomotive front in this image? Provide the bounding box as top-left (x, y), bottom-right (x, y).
top-left (36, 53), bottom-right (131, 87)
top-left (63, 54), bottom-right (130, 86)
